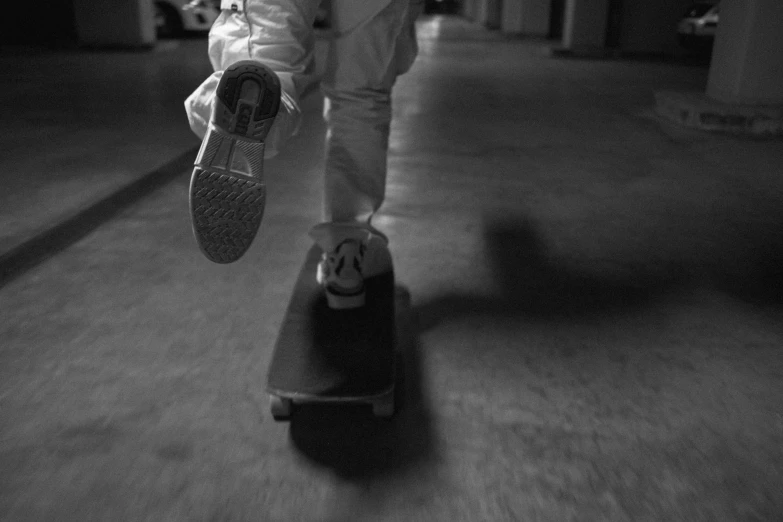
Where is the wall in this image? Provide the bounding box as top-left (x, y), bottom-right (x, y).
top-left (3, 0), bottom-right (77, 45)
top-left (618, 0), bottom-right (693, 55)
top-left (562, 0), bottom-right (608, 50)
top-left (73, 0), bottom-right (156, 47)
top-left (484, 0), bottom-right (504, 29)
top-left (500, 0), bottom-right (550, 35)
top-left (521, 0), bottom-right (550, 35)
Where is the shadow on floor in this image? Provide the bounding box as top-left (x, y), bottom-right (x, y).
top-left (696, 197), bottom-right (783, 309)
top-left (288, 286), bottom-right (437, 481)
top-left (416, 214), bottom-right (783, 331)
top-left (417, 216), bottom-right (686, 331)
top-left (709, 247), bottom-right (783, 309)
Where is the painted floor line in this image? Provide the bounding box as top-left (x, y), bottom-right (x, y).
top-left (0, 146), bottom-right (199, 290)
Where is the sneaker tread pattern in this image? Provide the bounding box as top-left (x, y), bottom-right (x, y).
top-left (191, 169), bottom-right (265, 264)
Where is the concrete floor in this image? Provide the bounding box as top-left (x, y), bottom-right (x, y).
top-left (0, 39), bottom-right (207, 255)
top-left (2, 15), bottom-right (783, 522)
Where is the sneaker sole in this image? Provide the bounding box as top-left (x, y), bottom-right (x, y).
top-left (190, 61), bottom-right (281, 264)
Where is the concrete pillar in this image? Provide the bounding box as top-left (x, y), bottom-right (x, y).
top-left (707, 0), bottom-right (783, 105)
top-left (74, 0), bottom-right (156, 48)
top-left (462, 0), bottom-right (480, 21)
top-left (502, 0), bottom-right (550, 36)
top-left (485, 0), bottom-right (503, 29)
top-left (562, 0), bottom-right (609, 51)
top-left (501, 0), bottom-right (523, 32)
top-left (469, 0), bottom-right (502, 28)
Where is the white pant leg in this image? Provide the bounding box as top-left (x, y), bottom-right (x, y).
top-left (321, 0), bottom-right (421, 224)
top-left (184, 0), bottom-right (321, 158)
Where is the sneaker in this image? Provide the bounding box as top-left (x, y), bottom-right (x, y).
top-left (189, 60), bottom-right (281, 263)
top-left (311, 225), bottom-right (392, 310)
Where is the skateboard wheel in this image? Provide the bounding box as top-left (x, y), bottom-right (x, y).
top-left (372, 395), bottom-right (395, 418)
top-left (270, 396), bottom-right (293, 421)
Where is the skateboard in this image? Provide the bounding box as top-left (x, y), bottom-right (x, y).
top-left (266, 244), bottom-right (397, 421)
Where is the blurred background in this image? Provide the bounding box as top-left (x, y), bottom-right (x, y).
top-left (1, 0), bottom-right (722, 61)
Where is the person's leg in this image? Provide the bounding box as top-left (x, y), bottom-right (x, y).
top-left (320, 0), bottom-right (419, 225)
top-left (311, 0), bottom-right (422, 308)
top-left (185, 0), bottom-right (321, 264)
top-left (186, 0), bottom-right (321, 157)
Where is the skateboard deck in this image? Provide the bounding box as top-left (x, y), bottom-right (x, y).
top-left (266, 244), bottom-right (396, 420)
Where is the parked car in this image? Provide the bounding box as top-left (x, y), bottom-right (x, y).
top-left (678, 2), bottom-right (719, 49)
top-left (156, 0), bottom-right (329, 37)
top-left (155, 0), bottom-right (220, 38)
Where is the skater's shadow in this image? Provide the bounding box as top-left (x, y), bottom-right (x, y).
top-left (288, 286), bottom-right (437, 481)
top-left (416, 212), bottom-right (783, 332)
top-left (416, 216), bottom-right (686, 331)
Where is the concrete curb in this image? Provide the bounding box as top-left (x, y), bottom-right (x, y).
top-left (0, 147), bottom-right (198, 290)
top-left (655, 90), bottom-right (783, 137)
